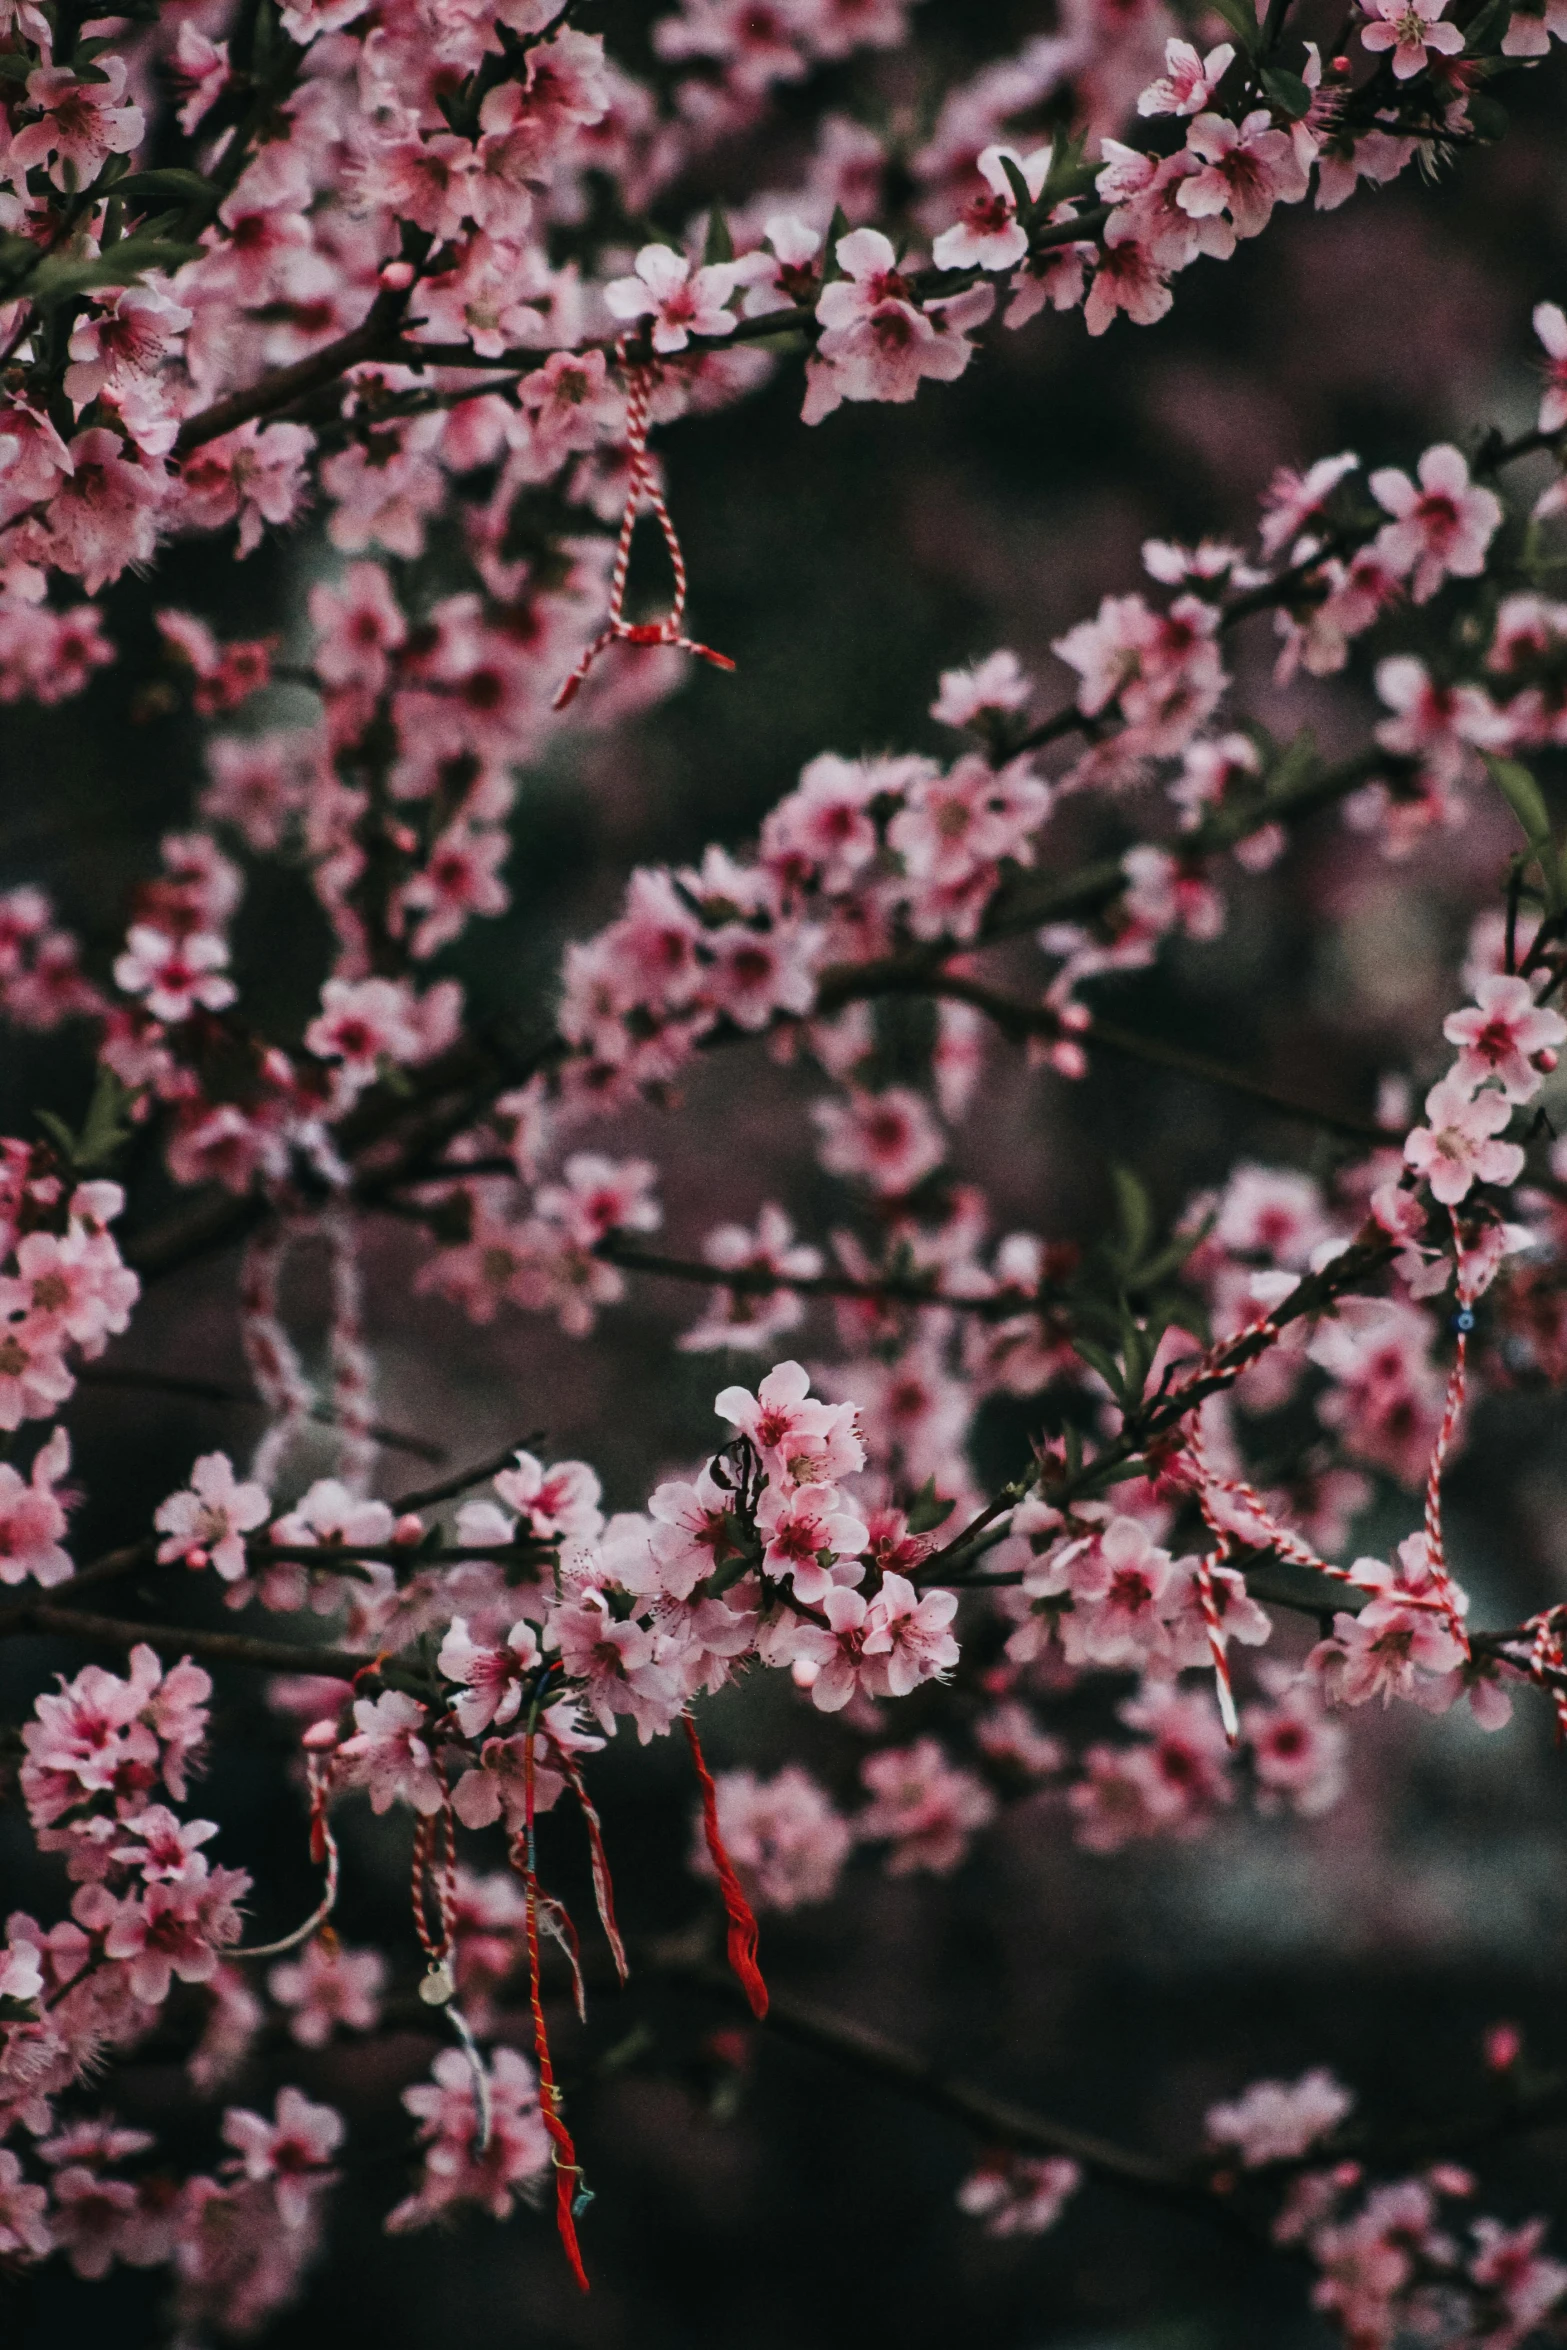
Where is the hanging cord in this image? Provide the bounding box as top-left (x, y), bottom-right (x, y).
top-left (240, 1216), bottom-right (316, 1491)
top-left (411, 1786), bottom-right (493, 2155)
top-left (545, 1727), bottom-right (629, 1986)
top-left (518, 1720), bottom-right (592, 2291)
top-left (553, 343), bottom-right (735, 710)
top-left (231, 1754), bottom-right (342, 1957)
top-left (1412, 1207), bottom-right (1478, 1658)
top-left (324, 1198), bottom-right (377, 1496)
top-left (683, 1710), bottom-right (767, 2018)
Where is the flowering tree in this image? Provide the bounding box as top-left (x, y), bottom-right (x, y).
top-left (1, 0), bottom-right (1567, 2340)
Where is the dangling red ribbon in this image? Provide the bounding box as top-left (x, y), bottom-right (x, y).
top-left (520, 1728), bottom-right (591, 2293)
top-left (683, 1709), bottom-right (767, 2019)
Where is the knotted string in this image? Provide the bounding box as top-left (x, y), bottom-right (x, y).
top-left (553, 343), bottom-right (735, 710)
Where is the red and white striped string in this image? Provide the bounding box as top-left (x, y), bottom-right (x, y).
top-left (241, 1219), bottom-right (315, 1491)
top-left (324, 1200), bottom-right (376, 1497)
top-left (553, 343), bottom-right (735, 710)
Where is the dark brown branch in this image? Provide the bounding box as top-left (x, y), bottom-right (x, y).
top-left (655, 1949), bottom-right (1249, 2233)
top-left (0, 1599), bottom-right (364, 1677)
top-left (75, 1363), bottom-right (447, 1463)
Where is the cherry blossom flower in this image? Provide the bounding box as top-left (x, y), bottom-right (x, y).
top-left (1533, 302), bottom-right (1567, 433)
top-left (1207, 2070), bottom-right (1354, 2165)
top-left (155, 1454), bottom-right (269, 1582)
top-left (336, 1691), bottom-right (445, 1815)
top-left (861, 1571), bottom-right (960, 1695)
top-left (1403, 1074), bottom-right (1524, 1205)
top-left (603, 246), bottom-right (743, 352)
top-left (0, 1426), bottom-right (72, 1587)
top-left (112, 927), bottom-right (235, 1021)
top-left (932, 143), bottom-right (1052, 272)
top-left (1138, 36), bottom-right (1235, 115)
top-left (678, 1203), bottom-right (824, 1353)
top-left (755, 1482), bottom-right (868, 1603)
top-left (958, 2156), bottom-right (1081, 2236)
top-left (492, 1450), bottom-right (604, 1543)
top-left (1176, 111), bottom-right (1309, 240)
top-left (693, 1765), bottom-right (853, 1910)
top-left (812, 1087), bottom-right (945, 1196)
top-left (931, 649), bottom-right (1032, 729)
top-left (437, 1617), bottom-right (542, 1737)
top-left (1358, 0), bottom-right (1465, 78)
top-left (1443, 975), bottom-right (1567, 1101)
top-left (222, 2088), bottom-right (343, 2229)
top-left (10, 58), bottom-right (144, 189)
top-left (857, 1736), bottom-right (995, 1872)
top-left (268, 1941), bottom-right (386, 2048)
top-left (1370, 445), bottom-right (1502, 605)
top-left (387, 2045), bottom-right (548, 2230)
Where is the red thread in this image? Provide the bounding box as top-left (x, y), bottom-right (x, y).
top-left (521, 1727), bottom-right (591, 2293)
top-left (553, 345), bottom-right (734, 710)
top-left (683, 1710), bottom-right (767, 2018)
top-left (546, 1729), bottom-right (629, 1986)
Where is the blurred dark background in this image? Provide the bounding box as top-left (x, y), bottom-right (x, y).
top-left (6, 15), bottom-right (1567, 2346)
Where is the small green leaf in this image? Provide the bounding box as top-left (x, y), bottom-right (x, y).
top-left (1111, 1165), bottom-right (1152, 1267)
top-left (0, 51), bottom-right (32, 79)
top-left (703, 204), bottom-right (734, 265)
top-left (110, 167), bottom-right (214, 206)
top-left (996, 150), bottom-right (1036, 224)
top-left (29, 236), bottom-right (201, 301)
top-left (1486, 754), bottom-right (1552, 848)
top-left (1260, 66), bottom-right (1311, 118)
top-left (1073, 1336), bottom-right (1126, 1401)
top-left (1462, 0), bottom-right (1511, 44)
top-left (1205, 0), bottom-right (1260, 51)
top-left (906, 1476), bottom-right (957, 1535)
top-left (1265, 723), bottom-right (1318, 804)
top-left (1466, 90), bottom-right (1509, 140)
top-left (821, 204), bottom-right (852, 279)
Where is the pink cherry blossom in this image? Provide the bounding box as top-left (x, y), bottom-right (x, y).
top-left (336, 1691), bottom-right (445, 1815)
top-left (268, 1941), bottom-right (386, 2047)
top-left (693, 1764), bottom-right (853, 1910)
top-left (812, 1086), bottom-right (945, 1196)
top-left (1443, 975), bottom-right (1567, 1101)
top-left (1207, 2069), bottom-right (1354, 2165)
top-left (1358, 0), bottom-right (1465, 77)
top-left (1138, 36), bottom-right (1235, 115)
top-left (1370, 445), bottom-right (1502, 605)
top-left (222, 2088), bottom-right (343, 2229)
top-left (1403, 1073), bottom-right (1524, 1204)
top-left (113, 927), bottom-right (235, 1022)
top-left (155, 1453), bottom-right (269, 1582)
top-left (603, 246), bottom-right (744, 353)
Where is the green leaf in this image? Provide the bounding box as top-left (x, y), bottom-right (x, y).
top-left (996, 150), bottom-right (1036, 225)
top-left (1038, 131), bottom-right (1091, 210)
top-left (906, 1476), bottom-right (957, 1535)
top-left (1072, 1336), bottom-right (1126, 1402)
top-left (1486, 754), bottom-right (1552, 848)
top-left (1260, 66), bottom-right (1311, 118)
top-left (35, 1067), bottom-right (137, 1174)
top-left (109, 167), bottom-right (214, 207)
top-left (703, 204), bottom-right (734, 265)
top-left (1111, 1164), bottom-right (1152, 1268)
top-left (0, 50), bottom-right (31, 78)
top-left (1265, 722), bottom-right (1318, 803)
top-left (1204, 0), bottom-right (1260, 50)
top-left (821, 204), bottom-right (852, 280)
top-left (1462, 0), bottom-right (1511, 44)
top-left (29, 236), bottom-right (201, 301)
top-left (1466, 90), bottom-right (1509, 140)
